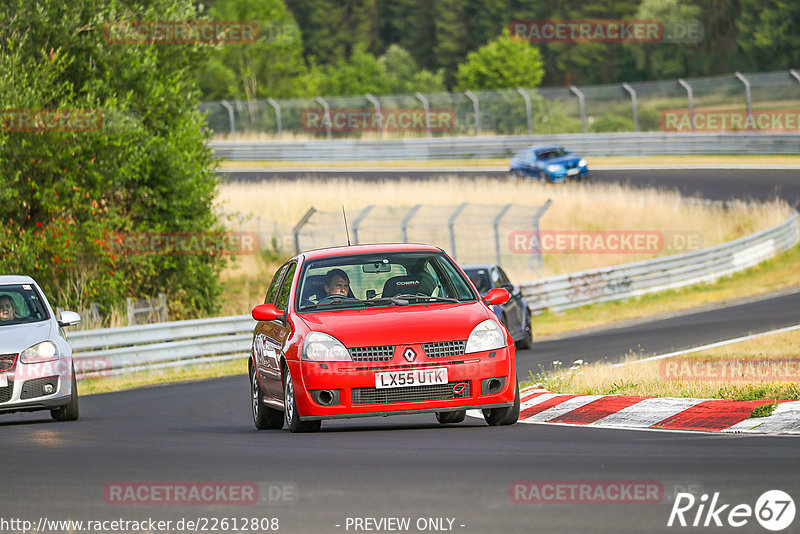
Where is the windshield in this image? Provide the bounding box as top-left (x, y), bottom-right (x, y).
top-left (296, 251), bottom-right (477, 312)
top-left (0, 284), bottom-right (49, 326)
top-left (463, 268), bottom-right (491, 296)
top-left (537, 147), bottom-right (569, 159)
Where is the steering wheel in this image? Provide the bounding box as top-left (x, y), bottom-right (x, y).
top-left (318, 294), bottom-right (348, 304)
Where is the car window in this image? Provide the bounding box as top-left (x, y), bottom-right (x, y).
top-left (0, 284), bottom-right (49, 326)
top-left (275, 262), bottom-right (297, 311)
top-left (496, 266), bottom-right (512, 286)
top-left (264, 263), bottom-right (289, 305)
top-left (537, 147), bottom-right (568, 160)
top-left (464, 268), bottom-right (491, 295)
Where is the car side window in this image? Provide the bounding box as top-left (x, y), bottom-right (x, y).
top-left (275, 263), bottom-right (297, 311)
top-left (491, 268), bottom-right (503, 287)
top-left (496, 266), bottom-right (512, 287)
top-left (265, 263), bottom-right (289, 305)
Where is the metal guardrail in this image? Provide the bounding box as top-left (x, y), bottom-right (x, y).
top-left (210, 133), bottom-right (800, 161)
top-left (71, 212), bottom-right (798, 376)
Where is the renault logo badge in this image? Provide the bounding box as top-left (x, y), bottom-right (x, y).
top-left (403, 348), bottom-right (416, 362)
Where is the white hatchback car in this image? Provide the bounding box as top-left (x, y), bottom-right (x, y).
top-left (0, 275), bottom-right (81, 421)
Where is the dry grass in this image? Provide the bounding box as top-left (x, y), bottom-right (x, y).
top-left (526, 327), bottom-right (800, 400)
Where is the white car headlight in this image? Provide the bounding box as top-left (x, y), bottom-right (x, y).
top-left (578, 158), bottom-right (587, 167)
top-left (20, 341), bottom-right (58, 363)
top-left (547, 164), bottom-right (561, 173)
top-left (302, 332), bottom-right (352, 361)
top-left (465, 319), bottom-right (506, 354)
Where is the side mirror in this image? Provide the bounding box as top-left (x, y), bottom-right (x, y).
top-left (252, 304), bottom-right (283, 322)
top-left (484, 288), bottom-right (510, 306)
top-left (57, 310), bottom-right (81, 327)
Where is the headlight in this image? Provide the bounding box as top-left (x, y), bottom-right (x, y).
top-left (578, 158), bottom-right (587, 167)
top-left (20, 341), bottom-right (58, 363)
top-left (547, 164), bottom-right (561, 173)
top-left (465, 319), bottom-right (506, 354)
top-left (302, 332), bottom-right (351, 361)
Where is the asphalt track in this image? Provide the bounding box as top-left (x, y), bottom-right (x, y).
top-left (2, 168), bottom-right (800, 533)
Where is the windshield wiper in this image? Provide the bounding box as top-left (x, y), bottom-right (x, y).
top-left (360, 297), bottom-right (410, 306)
top-left (390, 294), bottom-right (460, 303)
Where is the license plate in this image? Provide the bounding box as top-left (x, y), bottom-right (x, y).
top-left (375, 367), bottom-right (448, 389)
top-left (0, 373), bottom-right (7, 387)
top-left (567, 168), bottom-right (579, 176)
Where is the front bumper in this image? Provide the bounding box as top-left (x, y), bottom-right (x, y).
top-left (290, 346), bottom-right (516, 420)
top-left (0, 358), bottom-right (73, 415)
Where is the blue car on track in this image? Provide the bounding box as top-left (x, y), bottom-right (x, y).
top-left (510, 145), bottom-right (588, 183)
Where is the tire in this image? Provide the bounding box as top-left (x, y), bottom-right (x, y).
top-left (51, 367), bottom-right (79, 422)
top-left (510, 170), bottom-right (523, 183)
top-left (283, 363), bottom-right (321, 433)
top-left (482, 379), bottom-right (519, 426)
top-left (251, 365), bottom-right (283, 430)
top-left (515, 318), bottom-right (533, 350)
top-left (538, 170), bottom-right (547, 183)
top-left (435, 410), bottom-right (466, 424)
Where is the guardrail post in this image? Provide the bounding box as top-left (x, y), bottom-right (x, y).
top-left (267, 98), bottom-right (282, 138)
top-left (569, 85), bottom-right (587, 133)
top-left (735, 72), bottom-right (754, 131)
top-left (464, 90), bottom-right (481, 136)
top-left (677, 78), bottom-right (695, 132)
top-left (293, 207), bottom-right (317, 254)
top-left (158, 292), bottom-right (168, 322)
top-left (220, 100), bottom-right (235, 138)
top-left (530, 199), bottom-right (552, 269)
top-left (366, 94), bottom-right (383, 135)
top-left (622, 83), bottom-right (639, 132)
top-left (493, 203), bottom-right (514, 265)
top-left (315, 96), bottom-right (332, 139)
top-left (415, 92), bottom-right (432, 138)
top-left (351, 205), bottom-right (374, 245)
top-left (516, 88), bottom-right (533, 135)
top-left (448, 202), bottom-right (469, 261)
top-left (401, 204), bottom-right (423, 242)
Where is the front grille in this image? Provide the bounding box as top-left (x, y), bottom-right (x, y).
top-left (422, 341), bottom-right (466, 359)
top-left (348, 345), bottom-right (395, 362)
top-left (0, 353), bottom-right (17, 373)
top-left (0, 380), bottom-right (13, 403)
top-left (351, 381), bottom-right (471, 405)
top-left (20, 376), bottom-right (58, 400)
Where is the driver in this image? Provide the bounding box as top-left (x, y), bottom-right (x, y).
top-left (0, 295), bottom-right (20, 321)
top-left (323, 269), bottom-right (350, 298)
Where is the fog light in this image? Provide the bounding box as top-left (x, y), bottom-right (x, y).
top-left (43, 384), bottom-right (55, 394)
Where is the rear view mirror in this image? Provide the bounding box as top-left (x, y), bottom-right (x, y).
top-left (362, 261), bottom-right (391, 273)
top-left (484, 288), bottom-right (510, 306)
top-left (57, 310), bottom-right (81, 327)
top-left (252, 304), bottom-right (283, 321)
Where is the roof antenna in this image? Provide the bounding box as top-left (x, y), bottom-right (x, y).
top-left (342, 205), bottom-right (351, 246)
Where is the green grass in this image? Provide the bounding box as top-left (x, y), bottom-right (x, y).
top-left (751, 402), bottom-right (779, 418)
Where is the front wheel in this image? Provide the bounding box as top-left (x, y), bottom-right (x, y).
top-left (435, 410), bottom-right (466, 424)
top-left (538, 170), bottom-right (547, 183)
top-left (515, 319), bottom-right (533, 350)
top-left (482, 379), bottom-right (519, 426)
top-left (251, 366), bottom-right (283, 430)
top-left (51, 366), bottom-right (79, 422)
top-left (283, 363), bottom-right (321, 433)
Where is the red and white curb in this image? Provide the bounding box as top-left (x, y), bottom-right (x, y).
top-left (472, 386), bottom-right (800, 434)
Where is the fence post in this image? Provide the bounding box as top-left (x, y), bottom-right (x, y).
top-left (493, 203), bottom-right (514, 265)
top-left (126, 297), bottom-right (135, 326)
top-left (401, 204), bottom-right (423, 242)
top-left (267, 98), bottom-right (282, 138)
top-left (315, 96), bottom-right (332, 139)
top-left (448, 202), bottom-right (469, 261)
top-left (735, 72), bottom-right (754, 131)
top-left (621, 83), bottom-right (639, 132)
top-left (569, 85), bottom-right (587, 133)
top-left (351, 205), bottom-right (374, 245)
top-left (415, 92), bottom-right (432, 138)
top-left (220, 100), bottom-right (235, 138)
top-left (464, 90), bottom-right (481, 136)
top-left (158, 292), bottom-right (167, 322)
top-left (530, 199), bottom-right (553, 269)
top-left (293, 207), bottom-right (317, 254)
top-left (366, 94), bottom-right (383, 135)
top-left (516, 88), bottom-right (533, 135)
top-left (677, 78), bottom-right (695, 132)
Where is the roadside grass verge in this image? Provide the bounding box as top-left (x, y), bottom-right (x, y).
top-left (523, 327), bottom-right (800, 401)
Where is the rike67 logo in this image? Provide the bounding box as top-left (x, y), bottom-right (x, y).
top-left (668, 490), bottom-right (795, 531)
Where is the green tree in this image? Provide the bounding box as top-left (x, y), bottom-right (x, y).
top-left (379, 45), bottom-right (446, 94)
top-left (737, 0), bottom-right (800, 71)
top-left (455, 29), bottom-right (544, 90)
top-left (0, 0), bottom-right (224, 319)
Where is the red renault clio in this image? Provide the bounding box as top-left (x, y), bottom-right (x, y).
top-left (249, 243), bottom-right (519, 432)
